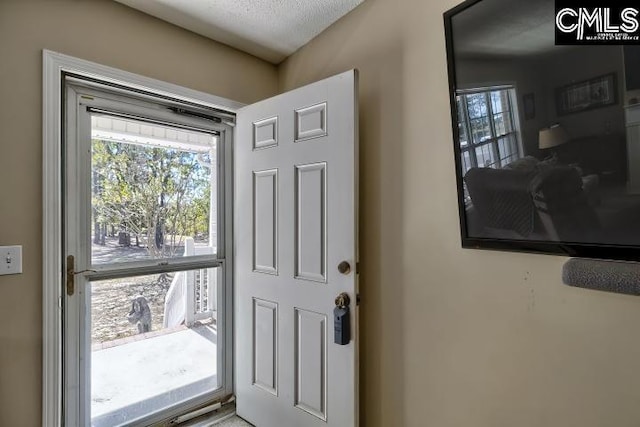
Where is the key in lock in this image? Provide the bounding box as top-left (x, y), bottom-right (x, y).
top-left (334, 292), bottom-right (351, 345)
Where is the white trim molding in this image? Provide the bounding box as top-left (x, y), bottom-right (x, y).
top-left (42, 49), bottom-right (64, 427)
top-left (42, 50), bottom-right (243, 427)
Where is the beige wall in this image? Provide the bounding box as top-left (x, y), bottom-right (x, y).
top-left (280, 1), bottom-right (640, 426)
top-left (0, 1), bottom-right (277, 425)
top-left (4, 0), bottom-right (640, 425)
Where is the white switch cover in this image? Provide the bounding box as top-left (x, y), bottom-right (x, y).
top-left (1, 246), bottom-right (22, 275)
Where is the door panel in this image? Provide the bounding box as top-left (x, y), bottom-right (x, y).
top-left (294, 308), bottom-right (327, 421)
top-left (253, 298), bottom-right (278, 394)
top-left (295, 162), bottom-right (327, 282)
top-left (236, 70), bottom-right (358, 427)
top-left (253, 170), bottom-right (279, 274)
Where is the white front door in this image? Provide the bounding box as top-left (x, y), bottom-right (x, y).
top-left (235, 70), bottom-right (359, 427)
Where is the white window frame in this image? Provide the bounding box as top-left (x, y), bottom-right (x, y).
top-left (456, 86), bottom-right (523, 171)
top-left (43, 50), bottom-right (243, 427)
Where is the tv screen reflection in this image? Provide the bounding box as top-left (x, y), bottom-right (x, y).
top-left (446, 0), bottom-right (640, 256)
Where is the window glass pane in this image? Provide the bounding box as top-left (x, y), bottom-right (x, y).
top-left (475, 143), bottom-right (497, 168)
top-left (91, 114), bottom-right (217, 266)
top-left (490, 90), bottom-right (510, 114)
top-left (493, 113), bottom-right (506, 136)
top-left (489, 144), bottom-right (499, 168)
top-left (510, 134), bottom-right (519, 157)
top-left (498, 135), bottom-right (520, 164)
top-left (474, 145), bottom-right (485, 167)
top-left (456, 96), bottom-right (469, 147)
top-left (466, 93), bottom-right (488, 119)
top-left (456, 96), bottom-right (464, 119)
top-left (461, 150), bottom-right (472, 174)
top-left (458, 123), bottom-right (468, 148)
top-left (470, 117), bottom-right (491, 144)
top-left (91, 268), bottom-right (220, 426)
top-left (490, 91), bottom-right (501, 113)
top-left (497, 138), bottom-right (506, 157)
top-left (476, 143), bottom-right (498, 168)
top-left (503, 113), bottom-right (514, 134)
top-left (498, 136), bottom-right (512, 159)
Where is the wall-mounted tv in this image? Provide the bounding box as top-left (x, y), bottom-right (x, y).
top-left (444, 0), bottom-right (640, 260)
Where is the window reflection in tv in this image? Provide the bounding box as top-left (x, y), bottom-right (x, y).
top-left (444, 0), bottom-right (640, 259)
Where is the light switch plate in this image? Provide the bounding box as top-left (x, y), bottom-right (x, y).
top-left (1, 246), bottom-right (23, 275)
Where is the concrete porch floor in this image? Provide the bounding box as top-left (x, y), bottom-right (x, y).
top-left (91, 324), bottom-right (218, 426)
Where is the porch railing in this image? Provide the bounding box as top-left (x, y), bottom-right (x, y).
top-left (163, 237), bottom-right (217, 328)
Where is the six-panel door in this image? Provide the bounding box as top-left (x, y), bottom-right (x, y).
top-left (235, 70), bottom-right (358, 427)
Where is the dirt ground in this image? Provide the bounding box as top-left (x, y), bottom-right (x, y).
top-left (91, 273), bottom-right (174, 344)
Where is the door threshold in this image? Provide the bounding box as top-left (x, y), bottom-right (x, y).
top-left (178, 404), bottom-right (253, 426)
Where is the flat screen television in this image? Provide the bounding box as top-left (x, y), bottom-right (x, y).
top-left (444, 0), bottom-right (640, 260)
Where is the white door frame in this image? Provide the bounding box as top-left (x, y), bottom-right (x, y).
top-left (42, 50), bottom-right (243, 427)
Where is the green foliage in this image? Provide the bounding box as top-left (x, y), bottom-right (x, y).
top-left (92, 139), bottom-right (212, 257)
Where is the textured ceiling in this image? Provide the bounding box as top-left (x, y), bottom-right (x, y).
top-left (115, 0), bottom-right (364, 64)
top-left (451, 0), bottom-right (566, 59)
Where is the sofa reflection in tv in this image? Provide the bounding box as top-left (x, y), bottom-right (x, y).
top-left (463, 154), bottom-right (640, 246)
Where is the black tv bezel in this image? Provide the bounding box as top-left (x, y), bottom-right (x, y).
top-left (443, 0), bottom-right (640, 262)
